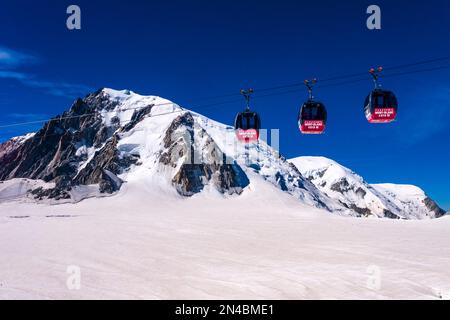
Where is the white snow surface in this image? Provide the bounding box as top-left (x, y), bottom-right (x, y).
top-left (1, 178), bottom-right (450, 299)
top-left (0, 89), bottom-right (448, 299)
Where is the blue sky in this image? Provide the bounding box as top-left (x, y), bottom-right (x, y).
top-left (0, 0), bottom-right (449, 209)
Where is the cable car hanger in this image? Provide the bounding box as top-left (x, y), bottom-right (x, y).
top-left (304, 78), bottom-right (318, 100)
top-left (234, 88), bottom-right (260, 143)
top-left (298, 78), bottom-right (327, 135)
top-left (240, 88), bottom-right (254, 111)
top-left (369, 66), bottom-right (384, 89)
top-left (365, 66), bottom-right (398, 124)
top-left (5, 55), bottom-right (450, 131)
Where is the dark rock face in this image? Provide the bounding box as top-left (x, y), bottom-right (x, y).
top-left (173, 163), bottom-right (249, 196)
top-left (339, 201), bottom-right (373, 217)
top-left (75, 136), bottom-right (120, 185)
top-left (122, 105), bottom-right (153, 132)
top-left (383, 209), bottom-right (400, 219)
top-left (31, 186), bottom-right (71, 201)
top-left (275, 172), bottom-right (288, 191)
top-left (355, 187), bottom-right (367, 198)
top-left (83, 88), bottom-right (122, 112)
top-left (0, 90), bottom-right (144, 201)
top-left (99, 170), bottom-right (123, 194)
top-left (328, 179), bottom-right (367, 201)
top-left (0, 138), bottom-right (24, 160)
top-left (161, 113), bottom-right (250, 196)
top-left (423, 197), bottom-right (446, 218)
top-left (338, 201), bottom-right (400, 219)
top-left (216, 164), bottom-right (249, 194)
top-left (287, 163), bottom-right (307, 190)
top-left (0, 94), bottom-right (114, 182)
top-left (160, 113), bottom-right (195, 168)
top-left (330, 178), bottom-right (351, 193)
top-left (0, 138), bottom-right (27, 177)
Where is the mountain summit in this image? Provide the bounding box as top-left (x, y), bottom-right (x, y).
top-left (0, 88), bottom-right (445, 219)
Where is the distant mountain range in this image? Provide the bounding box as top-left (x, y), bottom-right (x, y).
top-left (290, 157), bottom-right (446, 219)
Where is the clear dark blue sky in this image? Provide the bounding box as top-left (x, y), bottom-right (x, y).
top-left (1, 0), bottom-right (449, 209)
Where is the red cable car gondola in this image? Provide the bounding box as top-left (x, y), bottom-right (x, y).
top-left (235, 89), bottom-right (261, 143)
top-left (364, 67), bottom-right (398, 123)
top-left (298, 79), bottom-right (327, 134)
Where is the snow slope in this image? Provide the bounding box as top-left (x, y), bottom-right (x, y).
top-left (0, 177), bottom-right (449, 299)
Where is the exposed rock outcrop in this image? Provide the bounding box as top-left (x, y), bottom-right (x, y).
top-left (423, 197), bottom-right (446, 218)
top-left (161, 113), bottom-right (249, 196)
top-left (0, 89), bottom-right (149, 200)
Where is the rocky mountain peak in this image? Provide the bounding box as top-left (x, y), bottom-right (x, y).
top-left (0, 88), bottom-right (146, 200)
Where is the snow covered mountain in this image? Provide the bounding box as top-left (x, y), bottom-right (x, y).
top-left (290, 156), bottom-right (446, 219)
top-left (0, 88), bottom-right (445, 219)
top-left (0, 89), bottom-right (334, 209)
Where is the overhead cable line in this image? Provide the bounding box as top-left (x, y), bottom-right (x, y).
top-left (2, 55), bottom-right (450, 130)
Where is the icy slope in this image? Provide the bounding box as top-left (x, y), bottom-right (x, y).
top-left (290, 156), bottom-right (445, 219)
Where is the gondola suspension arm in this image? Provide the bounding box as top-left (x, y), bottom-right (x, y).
top-left (369, 66), bottom-right (383, 89)
top-left (240, 88), bottom-right (254, 111)
top-left (304, 79), bottom-right (317, 100)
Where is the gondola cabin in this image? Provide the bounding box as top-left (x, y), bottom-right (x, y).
top-left (234, 111), bottom-right (261, 143)
top-left (365, 67), bottom-right (398, 123)
top-left (364, 89), bottom-right (398, 123)
top-left (298, 101), bottom-right (327, 134)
